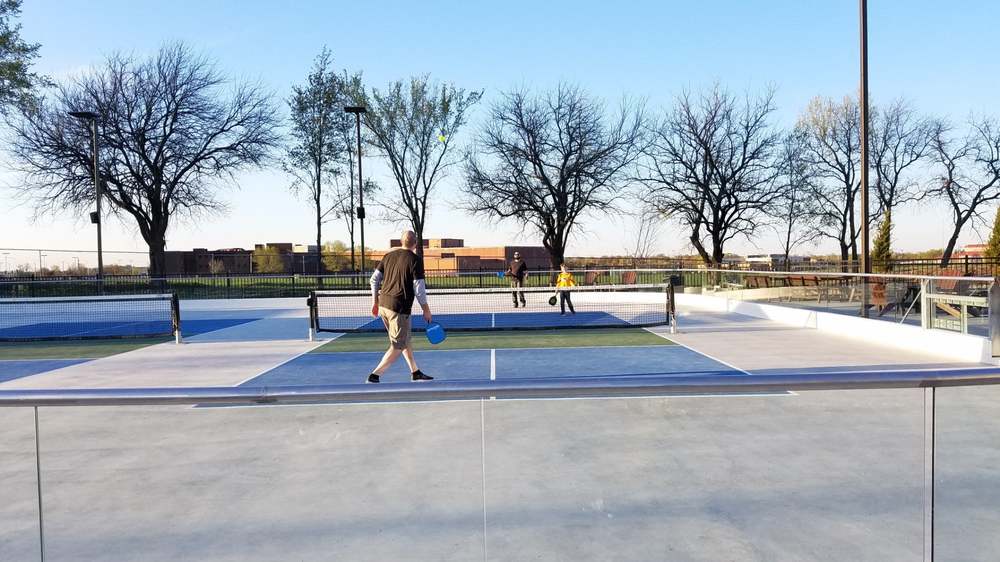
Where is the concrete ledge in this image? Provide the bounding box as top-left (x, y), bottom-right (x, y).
top-left (676, 293), bottom-right (995, 364)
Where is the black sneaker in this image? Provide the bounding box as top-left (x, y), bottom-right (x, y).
top-left (367, 374), bottom-right (380, 384)
top-left (513, 302), bottom-right (519, 308)
top-left (411, 370), bottom-right (434, 382)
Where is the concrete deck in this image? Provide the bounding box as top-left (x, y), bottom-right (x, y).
top-left (0, 300), bottom-right (997, 561)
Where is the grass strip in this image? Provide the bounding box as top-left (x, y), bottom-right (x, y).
top-left (0, 337), bottom-right (172, 360)
top-left (314, 328), bottom-right (674, 353)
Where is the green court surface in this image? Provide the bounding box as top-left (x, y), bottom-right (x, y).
top-left (314, 327), bottom-right (675, 352)
top-left (0, 337), bottom-right (172, 360)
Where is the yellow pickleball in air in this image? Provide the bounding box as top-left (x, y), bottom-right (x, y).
top-left (438, 134), bottom-right (447, 143)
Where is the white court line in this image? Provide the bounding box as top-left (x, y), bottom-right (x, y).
top-left (490, 349), bottom-right (496, 381)
top-left (316, 343), bottom-right (699, 353)
top-left (647, 329), bottom-right (754, 377)
top-left (193, 391), bottom-right (794, 410)
top-left (229, 340), bottom-right (330, 387)
top-left (479, 399), bottom-right (489, 562)
top-left (646, 328), bottom-right (801, 396)
top-left (0, 358), bottom-right (102, 362)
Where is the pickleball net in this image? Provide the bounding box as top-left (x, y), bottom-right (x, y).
top-left (309, 283), bottom-right (676, 333)
top-left (0, 293), bottom-right (181, 342)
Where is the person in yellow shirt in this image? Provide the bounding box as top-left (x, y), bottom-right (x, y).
top-left (555, 263), bottom-right (576, 315)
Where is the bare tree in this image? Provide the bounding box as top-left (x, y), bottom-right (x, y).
top-left (463, 85), bottom-right (645, 269)
top-left (774, 130), bottom-right (818, 268)
top-left (624, 210), bottom-right (665, 264)
top-left (870, 99), bottom-right (932, 219)
top-left (797, 96), bottom-right (861, 265)
top-left (8, 44), bottom-right (280, 275)
top-left (927, 117), bottom-right (1000, 267)
top-left (333, 69), bottom-right (367, 271)
top-left (284, 47), bottom-right (349, 274)
top-left (636, 85), bottom-right (783, 266)
top-left (357, 75), bottom-right (482, 255)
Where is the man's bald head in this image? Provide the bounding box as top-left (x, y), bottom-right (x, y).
top-left (401, 230), bottom-right (417, 249)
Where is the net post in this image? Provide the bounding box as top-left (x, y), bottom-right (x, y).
top-left (921, 279), bottom-right (931, 330)
top-left (307, 291), bottom-right (317, 342)
top-left (990, 279), bottom-right (1000, 357)
top-left (667, 278), bottom-right (678, 334)
top-left (171, 293), bottom-right (182, 344)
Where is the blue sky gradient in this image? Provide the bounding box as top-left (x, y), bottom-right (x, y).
top-left (2, 0), bottom-right (998, 266)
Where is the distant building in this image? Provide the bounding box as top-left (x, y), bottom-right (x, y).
top-left (161, 238), bottom-right (550, 275)
top-left (375, 238), bottom-right (549, 271)
top-left (954, 244), bottom-right (987, 258)
top-left (163, 248), bottom-right (253, 275)
top-left (746, 254), bottom-right (810, 268)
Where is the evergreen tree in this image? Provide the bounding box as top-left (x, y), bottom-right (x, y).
top-left (0, 0), bottom-right (48, 114)
top-left (871, 211), bottom-right (893, 271)
top-left (984, 211), bottom-right (1000, 260)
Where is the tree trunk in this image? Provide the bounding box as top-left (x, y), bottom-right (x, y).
top-left (940, 225), bottom-right (964, 268)
top-left (839, 242), bottom-right (850, 273)
top-left (542, 232), bottom-right (564, 284)
top-left (689, 235), bottom-right (711, 267)
top-left (148, 235), bottom-right (167, 278)
top-left (315, 196), bottom-right (324, 279)
top-left (547, 247), bottom-right (565, 271)
top-left (414, 220), bottom-right (425, 258)
top-left (711, 239), bottom-right (725, 268)
top-left (348, 156), bottom-right (356, 273)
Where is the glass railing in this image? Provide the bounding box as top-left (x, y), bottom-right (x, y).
top-left (934, 383), bottom-right (1000, 560)
top-left (663, 269), bottom-right (996, 343)
top-left (1, 369), bottom-right (998, 561)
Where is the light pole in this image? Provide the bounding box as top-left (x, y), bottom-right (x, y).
top-left (68, 111), bottom-right (104, 280)
top-left (73, 256), bottom-right (81, 273)
top-left (858, 0), bottom-right (871, 317)
top-left (2, 252), bottom-right (8, 274)
top-left (38, 252), bottom-right (47, 274)
top-left (345, 105), bottom-right (367, 277)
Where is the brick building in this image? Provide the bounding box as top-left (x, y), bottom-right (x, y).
top-left (162, 238), bottom-right (550, 275)
top-left (163, 248), bottom-right (253, 275)
top-left (376, 238), bottom-right (549, 271)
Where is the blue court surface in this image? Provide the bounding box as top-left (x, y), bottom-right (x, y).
top-left (0, 359), bottom-right (91, 384)
top-left (325, 311), bottom-right (658, 332)
top-left (0, 318), bottom-right (256, 341)
top-left (242, 345), bottom-right (743, 387)
top-left (0, 319), bottom-right (261, 384)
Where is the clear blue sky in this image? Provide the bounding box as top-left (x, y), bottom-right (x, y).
top-left (2, 0), bottom-right (998, 267)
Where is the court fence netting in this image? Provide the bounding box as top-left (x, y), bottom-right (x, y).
top-left (308, 283), bottom-right (677, 336)
top-left (0, 293), bottom-right (181, 342)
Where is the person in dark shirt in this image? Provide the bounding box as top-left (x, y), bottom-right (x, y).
top-left (506, 251), bottom-right (528, 308)
top-left (366, 230), bottom-right (434, 384)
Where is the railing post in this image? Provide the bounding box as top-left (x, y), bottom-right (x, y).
top-left (34, 406), bottom-right (45, 562)
top-left (923, 386), bottom-right (936, 562)
top-left (921, 279), bottom-right (931, 330)
top-left (991, 279), bottom-right (1000, 357)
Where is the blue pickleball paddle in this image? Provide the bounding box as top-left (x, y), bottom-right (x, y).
top-left (426, 322), bottom-right (447, 345)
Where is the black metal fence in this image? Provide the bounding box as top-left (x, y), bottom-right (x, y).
top-left (2, 257), bottom-right (997, 300)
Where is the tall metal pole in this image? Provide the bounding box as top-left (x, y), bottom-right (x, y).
top-left (70, 111), bottom-right (104, 280)
top-left (92, 120), bottom-right (104, 280)
top-left (859, 0), bottom-right (871, 317)
top-left (355, 112), bottom-right (366, 278)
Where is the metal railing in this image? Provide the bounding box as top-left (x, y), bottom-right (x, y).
top-left (1, 368), bottom-right (999, 407)
top-left (3, 369), bottom-right (998, 562)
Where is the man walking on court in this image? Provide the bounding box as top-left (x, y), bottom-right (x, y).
top-left (506, 251), bottom-right (527, 308)
top-left (367, 230), bottom-right (434, 383)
